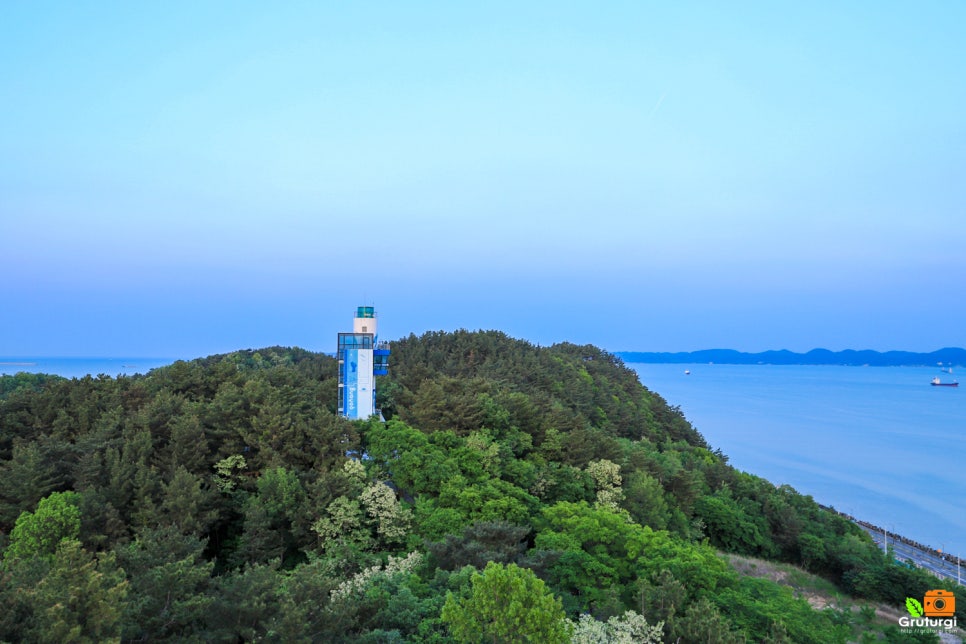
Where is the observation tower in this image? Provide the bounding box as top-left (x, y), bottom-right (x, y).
top-left (337, 306), bottom-right (390, 419)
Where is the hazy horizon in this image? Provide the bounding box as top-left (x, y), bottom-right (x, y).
top-left (3, 344), bottom-right (965, 363)
top-left (4, 3), bottom-right (964, 357)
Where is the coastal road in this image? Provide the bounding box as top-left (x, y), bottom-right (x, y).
top-left (858, 524), bottom-right (964, 586)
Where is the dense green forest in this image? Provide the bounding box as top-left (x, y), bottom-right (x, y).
top-left (0, 331), bottom-right (960, 642)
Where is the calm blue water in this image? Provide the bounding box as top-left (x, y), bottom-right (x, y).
top-left (0, 357), bottom-right (176, 379)
top-left (630, 363), bottom-right (966, 559)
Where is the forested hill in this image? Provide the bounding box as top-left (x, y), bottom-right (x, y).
top-left (0, 331), bottom-right (958, 642)
top-left (618, 347), bottom-right (966, 366)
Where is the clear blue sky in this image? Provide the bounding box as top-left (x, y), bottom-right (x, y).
top-left (3, 2), bottom-right (964, 358)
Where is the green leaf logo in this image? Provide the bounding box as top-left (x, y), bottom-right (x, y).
top-left (906, 597), bottom-right (924, 617)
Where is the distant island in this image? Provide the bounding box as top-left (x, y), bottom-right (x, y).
top-left (617, 347), bottom-right (966, 367)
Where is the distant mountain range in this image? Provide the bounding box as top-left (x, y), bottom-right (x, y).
top-left (616, 348), bottom-right (966, 367)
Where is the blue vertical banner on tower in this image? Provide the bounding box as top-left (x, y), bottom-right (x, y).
top-left (345, 348), bottom-right (359, 418)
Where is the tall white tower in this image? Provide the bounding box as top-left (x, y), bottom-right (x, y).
top-left (338, 306), bottom-right (389, 419)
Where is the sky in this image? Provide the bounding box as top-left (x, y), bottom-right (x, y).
top-left (2, 1), bottom-right (965, 358)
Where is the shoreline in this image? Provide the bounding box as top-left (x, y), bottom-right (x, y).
top-left (821, 504), bottom-right (962, 561)
top-left (821, 505), bottom-right (964, 586)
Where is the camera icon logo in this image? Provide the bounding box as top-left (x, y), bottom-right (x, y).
top-left (923, 589), bottom-right (956, 617)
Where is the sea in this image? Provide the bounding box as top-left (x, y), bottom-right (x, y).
top-left (2, 357), bottom-right (963, 558)
top-left (629, 363), bottom-right (966, 559)
top-left (0, 357), bottom-right (177, 380)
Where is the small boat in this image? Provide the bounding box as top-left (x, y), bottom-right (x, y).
top-left (684, 370), bottom-right (691, 375)
top-left (931, 377), bottom-right (959, 387)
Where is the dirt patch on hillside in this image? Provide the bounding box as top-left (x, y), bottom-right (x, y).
top-left (724, 554), bottom-right (816, 594)
top-left (724, 552), bottom-right (964, 643)
top-left (803, 593), bottom-right (829, 610)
